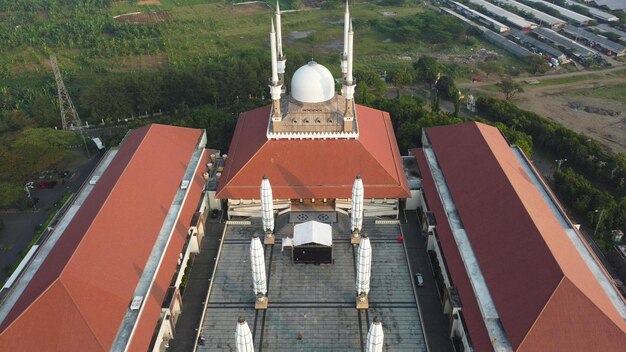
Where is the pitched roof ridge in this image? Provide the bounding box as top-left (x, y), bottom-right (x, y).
top-left (517, 276), bottom-right (565, 349)
top-left (218, 111), bottom-right (269, 192)
top-left (358, 110), bottom-right (405, 185)
top-left (563, 274), bottom-right (626, 333)
top-left (352, 106), bottom-right (407, 188)
top-left (0, 277), bottom-right (62, 333)
top-left (58, 279), bottom-right (107, 351)
top-left (63, 125), bottom-right (153, 271)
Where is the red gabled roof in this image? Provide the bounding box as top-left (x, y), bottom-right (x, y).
top-left (414, 151), bottom-right (493, 351)
top-left (414, 121), bottom-right (626, 351)
top-left (216, 104), bottom-right (410, 199)
top-left (0, 124), bottom-right (206, 351)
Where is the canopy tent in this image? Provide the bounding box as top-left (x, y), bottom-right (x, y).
top-left (293, 221), bottom-right (332, 246)
top-left (292, 220), bottom-right (333, 264)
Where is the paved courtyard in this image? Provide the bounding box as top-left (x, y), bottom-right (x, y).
top-left (198, 217), bottom-right (426, 351)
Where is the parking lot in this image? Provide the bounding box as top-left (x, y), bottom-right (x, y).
top-left (0, 153), bottom-right (103, 283)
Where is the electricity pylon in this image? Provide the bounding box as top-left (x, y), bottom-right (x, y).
top-left (50, 55), bottom-right (82, 130)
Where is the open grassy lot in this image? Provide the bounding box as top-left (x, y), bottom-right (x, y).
top-left (0, 1), bottom-right (489, 86)
top-left (567, 83), bottom-right (626, 103)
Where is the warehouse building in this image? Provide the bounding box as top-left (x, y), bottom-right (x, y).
top-left (412, 122), bottom-right (626, 351)
top-left (0, 125), bottom-right (212, 351)
top-left (525, 0), bottom-right (593, 25)
top-left (562, 24), bottom-right (626, 55)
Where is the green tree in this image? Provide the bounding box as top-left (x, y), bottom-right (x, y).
top-left (432, 92), bottom-right (440, 112)
top-left (31, 96), bottom-right (60, 128)
top-left (526, 56), bottom-right (549, 74)
top-left (453, 94), bottom-right (461, 118)
top-left (413, 56), bottom-right (441, 85)
top-left (0, 129), bottom-right (76, 182)
top-left (496, 78), bottom-right (524, 100)
top-left (477, 61), bottom-right (504, 79)
top-left (435, 75), bottom-right (458, 100)
top-left (0, 182), bottom-right (22, 209)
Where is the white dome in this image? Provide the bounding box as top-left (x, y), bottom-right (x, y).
top-left (291, 61), bottom-right (335, 103)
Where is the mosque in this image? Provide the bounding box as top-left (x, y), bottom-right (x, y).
top-left (202, 2), bottom-right (626, 350)
top-left (213, 2), bottom-right (410, 220)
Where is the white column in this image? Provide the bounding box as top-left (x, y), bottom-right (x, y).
top-left (356, 235), bottom-right (371, 295)
top-left (250, 235), bottom-right (267, 296)
top-left (351, 175), bottom-right (363, 233)
top-left (261, 176), bottom-right (274, 233)
top-left (366, 315), bottom-right (384, 352)
top-left (235, 317), bottom-right (254, 352)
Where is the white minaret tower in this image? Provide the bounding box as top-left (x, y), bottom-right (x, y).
top-left (341, 0), bottom-right (350, 79)
top-left (276, 1), bottom-right (286, 86)
top-left (269, 18), bottom-right (283, 132)
top-left (342, 19), bottom-right (356, 132)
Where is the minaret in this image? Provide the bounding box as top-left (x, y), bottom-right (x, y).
top-left (276, 1), bottom-right (287, 86)
top-left (341, 0), bottom-right (350, 79)
top-left (269, 18), bottom-right (283, 132)
top-left (342, 19), bottom-right (356, 132)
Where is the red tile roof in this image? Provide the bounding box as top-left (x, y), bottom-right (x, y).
top-left (414, 151), bottom-right (493, 351)
top-left (414, 122), bottom-right (626, 351)
top-left (0, 124), bottom-right (207, 351)
top-left (216, 104), bottom-right (410, 199)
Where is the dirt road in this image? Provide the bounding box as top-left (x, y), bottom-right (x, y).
top-left (463, 65), bottom-right (626, 154)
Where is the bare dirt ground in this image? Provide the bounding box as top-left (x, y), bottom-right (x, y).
top-left (463, 67), bottom-right (626, 155)
top-left (517, 80), bottom-right (626, 154)
top-left (137, 0), bottom-right (161, 4)
top-left (113, 11), bottom-right (170, 24)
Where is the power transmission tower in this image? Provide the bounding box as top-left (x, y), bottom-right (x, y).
top-left (50, 55), bottom-right (82, 130)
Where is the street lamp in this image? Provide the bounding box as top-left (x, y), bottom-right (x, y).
top-left (555, 158), bottom-right (567, 170)
top-left (593, 209), bottom-right (605, 238)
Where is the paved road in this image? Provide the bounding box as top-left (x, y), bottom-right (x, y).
top-left (0, 152), bottom-right (103, 282)
top-left (402, 210), bottom-right (454, 352)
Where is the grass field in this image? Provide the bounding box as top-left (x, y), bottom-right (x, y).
top-left (537, 73), bottom-right (604, 87)
top-left (0, 1), bottom-right (491, 88)
top-left (567, 83), bottom-right (626, 102)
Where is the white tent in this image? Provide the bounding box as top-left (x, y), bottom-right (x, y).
top-left (293, 221), bottom-right (332, 246)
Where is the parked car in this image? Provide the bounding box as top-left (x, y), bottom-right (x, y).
top-left (415, 273), bottom-right (424, 287)
top-left (38, 181), bottom-right (58, 189)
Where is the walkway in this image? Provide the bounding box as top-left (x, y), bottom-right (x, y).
top-left (169, 213), bottom-right (224, 351)
top-left (402, 210), bottom-right (454, 352)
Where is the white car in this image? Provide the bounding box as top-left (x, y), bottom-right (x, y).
top-left (415, 273), bottom-right (424, 287)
